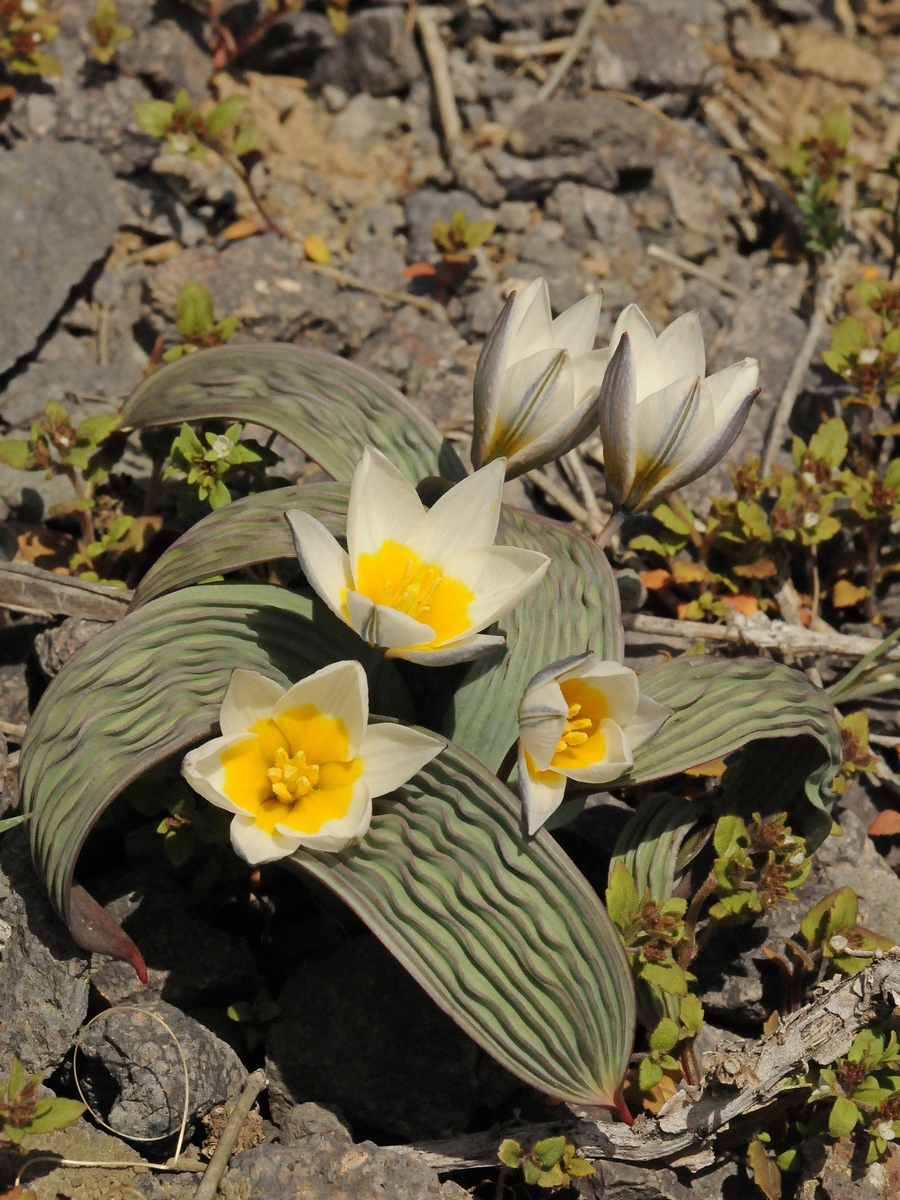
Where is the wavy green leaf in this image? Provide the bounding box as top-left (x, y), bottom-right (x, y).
top-left (20, 584), bottom-right (634, 1108)
top-left (122, 344), bottom-right (465, 485)
top-left (445, 511), bottom-right (622, 772)
top-left (624, 656), bottom-right (841, 850)
top-left (131, 482), bottom-right (348, 609)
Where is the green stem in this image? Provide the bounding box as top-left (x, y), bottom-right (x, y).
top-left (594, 509), bottom-right (624, 551)
top-left (677, 869), bottom-right (720, 969)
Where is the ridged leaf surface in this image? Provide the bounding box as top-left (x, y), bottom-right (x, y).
top-left (20, 584), bottom-right (634, 1107)
top-left (121, 344), bottom-right (465, 484)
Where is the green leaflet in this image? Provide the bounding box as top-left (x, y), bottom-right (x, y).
top-left (19, 583), bottom-right (634, 1108)
top-left (290, 742), bottom-right (635, 1107)
top-left (445, 510), bottom-right (622, 771)
top-left (121, 344), bottom-right (465, 485)
top-left (131, 482), bottom-right (348, 608)
top-left (625, 656), bottom-right (841, 850)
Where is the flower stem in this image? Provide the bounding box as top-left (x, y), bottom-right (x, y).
top-left (594, 509), bottom-right (624, 551)
top-left (677, 869), bottom-right (720, 969)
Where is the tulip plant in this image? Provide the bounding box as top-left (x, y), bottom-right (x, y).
top-left (19, 280), bottom-right (842, 1125)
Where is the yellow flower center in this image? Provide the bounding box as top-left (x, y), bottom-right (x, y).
top-left (551, 679), bottom-right (608, 770)
top-left (221, 704), bottom-right (362, 836)
top-left (351, 539), bottom-right (473, 646)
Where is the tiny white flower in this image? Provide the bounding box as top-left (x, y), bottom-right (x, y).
top-left (875, 1120), bottom-right (897, 1141)
top-left (169, 133), bottom-right (192, 155)
top-left (597, 305), bottom-right (760, 514)
top-left (801, 471), bottom-right (817, 487)
top-left (209, 434), bottom-right (234, 460)
top-left (517, 652), bottom-right (671, 834)
top-left (286, 447), bottom-right (550, 667)
top-left (859, 347), bottom-right (879, 365)
top-left (472, 278), bottom-right (604, 478)
top-left (182, 663), bottom-right (443, 864)
top-left (20, 0), bottom-right (39, 14)
top-left (804, 511), bottom-right (819, 529)
top-left (788, 850), bottom-right (806, 865)
top-left (829, 934), bottom-right (849, 953)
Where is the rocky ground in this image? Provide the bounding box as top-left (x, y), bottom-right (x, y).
top-left (2, 0), bottom-right (900, 1197)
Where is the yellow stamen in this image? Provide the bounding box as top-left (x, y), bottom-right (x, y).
top-left (551, 681), bottom-right (609, 770)
top-left (267, 746), bottom-right (320, 803)
top-left (352, 540), bottom-right (474, 645)
top-left (555, 701), bottom-right (594, 753)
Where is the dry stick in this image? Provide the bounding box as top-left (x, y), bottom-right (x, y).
top-left (390, 951), bottom-right (900, 1170)
top-left (481, 36), bottom-right (571, 62)
top-left (534, 0), bottom-right (607, 103)
top-left (527, 468), bottom-right (605, 537)
top-left (562, 449), bottom-right (604, 527)
top-left (0, 562), bottom-right (132, 621)
top-left (646, 244), bottom-right (746, 299)
top-left (416, 6), bottom-right (463, 161)
top-left (305, 261), bottom-right (448, 321)
top-left (623, 610), bottom-right (900, 663)
top-left (194, 1070), bottom-right (267, 1200)
top-left (759, 244), bottom-right (858, 477)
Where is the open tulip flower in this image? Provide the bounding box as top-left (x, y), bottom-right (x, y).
top-left (472, 278), bottom-right (604, 478)
top-left (597, 304), bottom-right (760, 515)
top-left (517, 653), bottom-right (671, 835)
top-left (182, 662), bottom-right (443, 863)
top-left (286, 447), bottom-right (550, 666)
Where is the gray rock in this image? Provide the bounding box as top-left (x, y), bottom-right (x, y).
top-left (454, 151), bottom-right (506, 206)
top-left (119, 177), bottom-right (207, 247)
top-left (328, 93), bottom-right (407, 143)
top-left (599, 4), bottom-right (714, 92)
top-left (232, 9), bottom-right (337, 75)
top-left (51, 70), bottom-right (160, 176)
top-left (500, 258), bottom-right (598, 317)
top-left (588, 1160), bottom-right (695, 1199)
top-left (313, 6), bottom-right (423, 97)
top-left (403, 187), bottom-right (486, 262)
top-left (0, 361), bottom-right (132, 430)
top-left (508, 96), bottom-right (660, 172)
top-left (0, 142), bottom-right (119, 375)
top-left (496, 200), bottom-right (535, 232)
top-left (7, 1117), bottom-right (166, 1200)
top-left (91, 874), bottom-right (262, 1007)
top-left (36, 618), bottom-right (112, 679)
top-left (78, 993), bottom-right (247, 1139)
top-left (117, 18), bottom-right (210, 101)
top-left (483, 146), bottom-right (617, 200)
top-left (0, 830), bottom-right (90, 1074)
top-left (222, 1103), bottom-right (447, 1200)
top-left (265, 936), bottom-right (516, 1140)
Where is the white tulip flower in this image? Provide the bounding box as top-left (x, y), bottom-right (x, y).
top-left (597, 305), bottom-right (760, 514)
top-left (517, 653), bottom-right (670, 835)
top-left (472, 278), bottom-right (604, 478)
top-left (286, 447), bottom-right (550, 666)
top-left (182, 663), bottom-right (443, 864)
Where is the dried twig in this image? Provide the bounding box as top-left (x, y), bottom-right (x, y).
top-left (0, 563), bottom-right (132, 622)
top-left (623, 610), bottom-right (900, 663)
top-left (647, 244), bottom-right (746, 299)
top-left (194, 1070), bottom-right (267, 1200)
top-left (416, 6), bottom-right (463, 160)
top-left (392, 952), bottom-right (900, 1170)
top-left (760, 244), bottom-right (858, 476)
top-left (527, 469), bottom-right (606, 537)
top-left (534, 0), bottom-right (607, 103)
top-left (562, 449), bottom-right (604, 527)
top-left (478, 36), bottom-right (571, 62)
top-left (304, 262), bottom-right (448, 320)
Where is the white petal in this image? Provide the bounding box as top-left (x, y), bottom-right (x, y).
top-left (635, 375), bottom-right (714, 475)
top-left (182, 732), bottom-right (254, 814)
top-left (609, 304), bottom-right (665, 399)
top-left (426, 458), bottom-right (506, 561)
top-left (597, 334), bottom-right (637, 509)
top-left (571, 349), bottom-right (608, 407)
top-left (387, 632), bottom-right (506, 665)
top-left (518, 678), bottom-right (569, 772)
top-left (563, 659), bottom-right (640, 726)
top-left (551, 292), bottom-right (601, 359)
top-left (280, 778), bottom-right (372, 852)
top-left (657, 310), bottom-right (706, 383)
top-left (345, 590), bottom-right (436, 649)
top-left (219, 669), bottom-right (285, 738)
top-left (705, 357), bottom-right (760, 425)
top-left (346, 446), bottom-right (431, 568)
top-left (443, 545), bottom-right (550, 639)
top-left (518, 746), bottom-right (568, 836)
top-left (472, 293), bottom-right (517, 469)
top-left (622, 695), bottom-right (672, 751)
top-left (504, 389), bottom-right (600, 479)
top-left (285, 509), bottom-right (353, 626)
top-left (273, 659), bottom-right (368, 757)
top-left (506, 277), bottom-right (554, 363)
top-left (230, 815), bottom-right (301, 864)
top-left (561, 718), bottom-right (633, 784)
top-left (359, 723), bottom-right (444, 796)
top-left (487, 348), bottom-right (575, 460)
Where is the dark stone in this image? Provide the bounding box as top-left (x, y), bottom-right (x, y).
top-left (224, 1103), bottom-right (450, 1200)
top-left (313, 7), bottom-right (423, 98)
top-left (0, 830), bottom-right (89, 1074)
top-left (49, 70), bottom-right (160, 176)
top-left (35, 619), bottom-right (112, 679)
top-left (239, 9), bottom-right (338, 74)
top-left (117, 19), bottom-right (211, 101)
top-left (482, 146), bottom-right (616, 200)
top-left (508, 96), bottom-right (661, 171)
top-left (265, 935), bottom-right (517, 1140)
top-left (0, 142), bottom-right (119, 376)
top-left (587, 1159), bottom-right (696, 1199)
top-left (78, 993), bottom-right (247, 1139)
top-left (91, 874), bottom-right (262, 1007)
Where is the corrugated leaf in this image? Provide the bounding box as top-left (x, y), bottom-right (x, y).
top-left (445, 510), bottom-right (622, 771)
top-left (131, 482), bottom-right (348, 609)
top-left (626, 656), bottom-right (841, 850)
top-left (20, 584), bottom-right (634, 1108)
top-left (121, 344), bottom-right (465, 485)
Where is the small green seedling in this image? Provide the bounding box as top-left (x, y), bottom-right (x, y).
top-left (0, 1058), bottom-right (84, 1148)
top-left (163, 422), bottom-right (264, 512)
top-left (87, 0), bottom-right (131, 63)
top-left (498, 1134), bottom-right (594, 1189)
